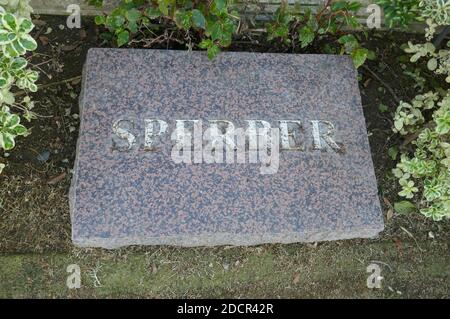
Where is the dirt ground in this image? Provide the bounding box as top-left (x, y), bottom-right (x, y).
top-left (0, 15), bottom-right (449, 298)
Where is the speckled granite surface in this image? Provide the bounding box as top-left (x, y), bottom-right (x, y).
top-left (70, 49), bottom-right (384, 248)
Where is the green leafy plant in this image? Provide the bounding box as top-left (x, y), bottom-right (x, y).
top-left (391, 3), bottom-right (450, 221)
top-left (91, 0), bottom-right (239, 60)
top-left (0, 105), bottom-right (27, 150)
top-left (0, 0), bottom-right (33, 19)
top-left (265, 0), bottom-right (375, 68)
top-left (93, 0), bottom-right (373, 66)
top-left (419, 0), bottom-right (450, 25)
top-left (266, 1), bottom-right (293, 43)
top-left (0, 2), bottom-right (38, 160)
top-left (376, 0), bottom-right (421, 28)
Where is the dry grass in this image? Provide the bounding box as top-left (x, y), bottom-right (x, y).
top-left (0, 172), bottom-right (72, 252)
top-left (1, 240), bottom-right (449, 298)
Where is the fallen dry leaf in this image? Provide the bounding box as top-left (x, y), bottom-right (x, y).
top-left (383, 197), bottom-right (393, 209)
top-left (47, 172), bottom-right (67, 185)
top-left (71, 77), bottom-right (82, 85)
top-left (293, 272), bottom-right (300, 285)
top-left (79, 29), bottom-right (87, 39)
top-left (39, 36), bottom-right (49, 46)
top-left (151, 263), bottom-right (158, 274)
top-left (61, 43), bottom-right (80, 52)
top-left (394, 238), bottom-right (403, 257)
top-left (32, 19), bottom-right (47, 27)
top-left (387, 208), bottom-right (394, 221)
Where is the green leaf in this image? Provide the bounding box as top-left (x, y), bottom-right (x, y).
top-left (0, 87), bottom-right (14, 104)
top-left (19, 19), bottom-right (34, 33)
top-left (3, 42), bottom-right (19, 58)
top-left (435, 111), bottom-right (450, 135)
top-left (127, 21), bottom-right (138, 33)
top-left (192, 9), bottom-right (206, 29)
top-left (12, 39), bottom-right (26, 55)
top-left (7, 114), bottom-right (20, 128)
top-left (378, 103), bottom-right (388, 113)
top-left (0, 29), bottom-right (11, 45)
top-left (145, 7), bottom-right (161, 19)
top-left (394, 119), bottom-right (403, 131)
top-left (18, 34), bottom-right (37, 51)
top-left (175, 10), bottom-right (192, 30)
top-left (427, 58), bottom-right (437, 71)
top-left (28, 83), bottom-right (38, 93)
top-left (14, 124), bottom-right (27, 135)
top-left (99, 32), bottom-right (113, 41)
top-left (346, 16), bottom-right (360, 28)
top-left (212, 0), bottom-right (226, 13)
top-left (11, 57), bottom-right (28, 70)
top-left (331, 1), bottom-right (347, 11)
top-left (0, 77), bottom-right (7, 88)
top-left (158, 0), bottom-right (171, 16)
top-left (366, 50), bottom-right (376, 60)
top-left (94, 15), bottom-right (106, 25)
top-left (351, 48), bottom-right (368, 69)
top-left (0, 132), bottom-right (15, 150)
top-left (394, 201), bottom-right (416, 215)
top-left (207, 44), bottom-right (221, 60)
top-left (347, 2), bottom-right (362, 12)
top-left (338, 34), bottom-right (358, 53)
top-left (209, 22), bottom-right (222, 41)
top-left (106, 14), bottom-right (125, 30)
top-left (27, 71), bottom-right (39, 82)
top-left (116, 30), bottom-right (129, 47)
top-left (0, 133), bottom-right (4, 150)
top-left (2, 13), bottom-right (17, 31)
top-left (298, 26), bottom-right (315, 48)
top-left (198, 39), bottom-right (212, 49)
top-left (125, 8), bottom-right (141, 23)
top-left (88, 0), bottom-right (104, 8)
top-left (388, 146), bottom-right (398, 160)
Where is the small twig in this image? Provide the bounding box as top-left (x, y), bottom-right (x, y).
top-left (30, 63), bottom-right (52, 80)
top-left (11, 103), bottom-right (52, 118)
top-left (13, 75), bottom-right (82, 97)
top-left (401, 121), bottom-right (434, 149)
top-left (31, 58), bottom-right (54, 67)
top-left (433, 25), bottom-right (450, 49)
top-left (400, 226), bottom-right (425, 253)
top-left (370, 260), bottom-right (393, 272)
top-left (88, 264), bottom-right (103, 288)
top-left (316, 0), bottom-right (333, 23)
top-left (362, 64), bottom-right (401, 104)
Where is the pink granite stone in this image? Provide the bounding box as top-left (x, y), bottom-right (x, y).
top-left (70, 49), bottom-right (384, 248)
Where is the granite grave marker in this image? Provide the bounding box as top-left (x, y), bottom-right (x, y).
top-left (70, 49), bottom-right (384, 248)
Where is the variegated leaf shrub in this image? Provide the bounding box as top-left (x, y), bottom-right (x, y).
top-left (392, 1), bottom-right (450, 221)
top-left (0, 1), bottom-right (37, 166)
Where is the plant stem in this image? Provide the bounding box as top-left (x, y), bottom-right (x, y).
top-left (433, 25), bottom-right (450, 49)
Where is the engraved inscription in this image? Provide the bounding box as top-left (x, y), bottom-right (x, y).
top-left (112, 118), bottom-right (343, 154)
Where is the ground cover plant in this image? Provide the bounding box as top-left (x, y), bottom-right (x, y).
top-left (0, 0), bottom-right (38, 162)
top-left (388, 0), bottom-right (450, 221)
top-left (91, 0), bottom-right (374, 67)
